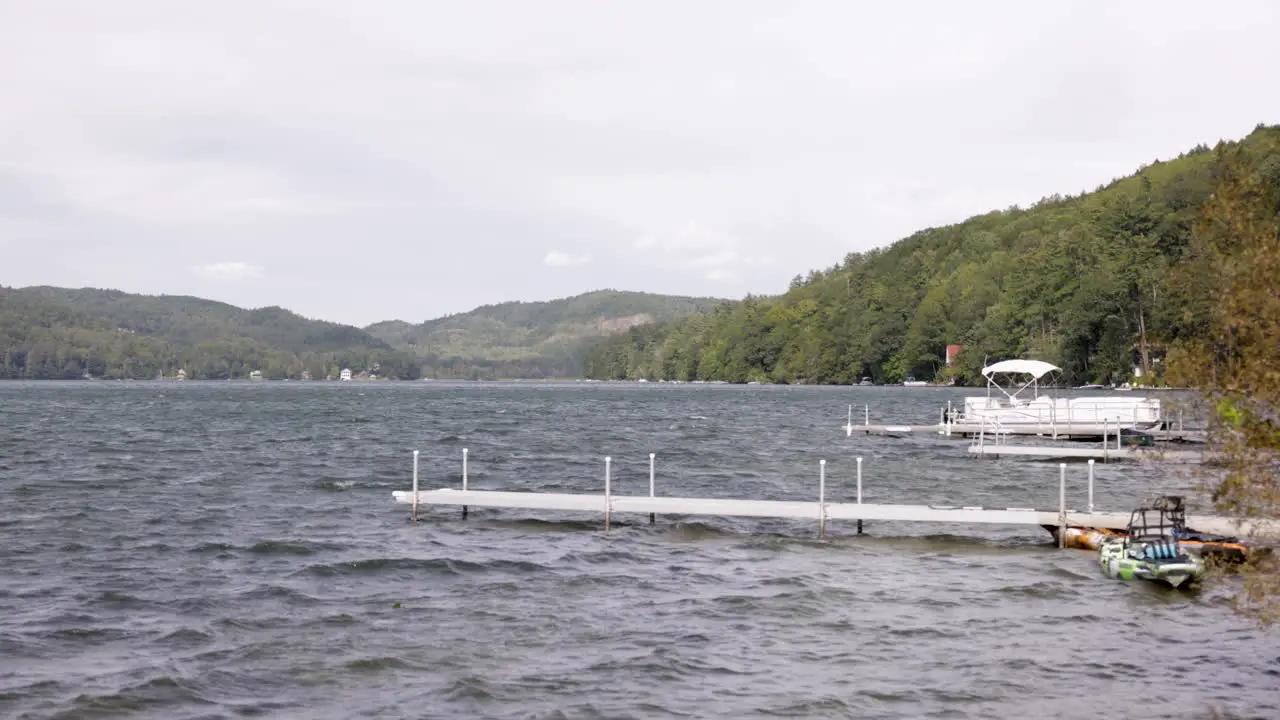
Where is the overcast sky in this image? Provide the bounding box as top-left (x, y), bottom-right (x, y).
top-left (2, 1), bottom-right (1278, 327)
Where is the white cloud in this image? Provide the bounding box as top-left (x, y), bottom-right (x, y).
top-left (194, 261), bottom-right (264, 282)
top-left (635, 220), bottom-right (773, 283)
top-left (543, 251), bottom-right (590, 268)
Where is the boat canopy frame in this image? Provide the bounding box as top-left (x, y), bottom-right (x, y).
top-left (1126, 496), bottom-right (1186, 541)
top-left (978, 359), bottom-right (1062, 403)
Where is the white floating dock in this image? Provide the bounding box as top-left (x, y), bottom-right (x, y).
top-left (966, 445), bottom-right (1206, 462)
top-left (395, 450), bottom-right (1270, 542)
top-left (392, 488), bottom-right (1253, 538)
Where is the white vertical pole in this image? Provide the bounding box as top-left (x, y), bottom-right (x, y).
top-left (411, 450), bottom-right (419, 522)
top-left (648, 452), bottom-right (656, 525)
top-left (856, 456), bottom-right (863, 535)
top-left (1087, 459), bottom-right (1095, 514)
top-left (1058, 462), bottom-right (1067, 549)
top-left (856, 457), bottom-right (863, 504)
top-left (947, 400), bottom-right (953, 436)
top-left (604, 456), bottom-right (612, 531)
top-left (461, 447), bottom-right (469, 519)
top-left (818, 459), bottom-right (826, 539)
top-left (864, 404), bottom-right (869, 426)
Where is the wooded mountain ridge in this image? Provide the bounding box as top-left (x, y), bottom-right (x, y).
top-left (583, 123), bottom-right (1280, 387)
top-left (0, 287), bottom-right (727, 380)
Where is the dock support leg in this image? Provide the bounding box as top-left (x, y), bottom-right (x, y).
top-left (856, 457), bottom-right (863, 535)
top-left (604, 456), bottom-right (612, 532)
top-left (1058, 463), bottom-right (1066, 549)
top-left (648, 453), bottom-right (655, 525)
top-left (462, 448), bottom-right (469, 519)
top-left (411, 450), bottom-right (419, 522)
top-left (1087, 459), bottom-right (1095, 514)
top-left (818, 459), bottom-right (826, 540)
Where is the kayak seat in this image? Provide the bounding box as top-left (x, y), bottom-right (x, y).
top-left (1142, 540), bottom-right (1179, 561)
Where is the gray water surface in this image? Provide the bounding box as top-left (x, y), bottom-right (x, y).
top-left (0, 381), bottom-right (1275, 719)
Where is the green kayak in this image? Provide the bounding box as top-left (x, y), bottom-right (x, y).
top-left (1097, 496), bottom-right (1205, 590)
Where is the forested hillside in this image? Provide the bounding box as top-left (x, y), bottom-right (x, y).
top-left (0, 287), bottom-right (726, 380)
top-left (366, 290), bottom-right (726, 379)
top-left (584, 124), bottom-right (1280, 386)
top-left (0, 287), bottom-right (414, 380)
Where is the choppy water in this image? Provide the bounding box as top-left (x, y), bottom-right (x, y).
top-left (0, 381), bottom-right (1276, 719)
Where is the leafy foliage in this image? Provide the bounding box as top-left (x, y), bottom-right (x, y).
top-left (584, 126), bottom-right (1280, 387)
top-left (366, 290), bottom-right (728, 379)
top-left (1166, 128), bottom-right (1280, 625)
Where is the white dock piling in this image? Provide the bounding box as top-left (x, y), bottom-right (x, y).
top-left (856, 456), bottom-right (864, 535)
top-left (604, 456), bottom-right (612, 531)
top-left (864, 404), bottom-right (869, 426)
top-left (818, 459), bottom-right (827, 539)
top-left (1058, 463), bottom-right (1066, 549)
top-left (411, 450), bottom-right (419, 522)
top-left (1087, 459), bottom-right (1095, 513)
top-left (648, 453), bottom-right (656, 525)
top-left (462, 447), bottom-right (469, 519)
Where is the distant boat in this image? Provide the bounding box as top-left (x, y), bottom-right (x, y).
top-left (858, 377), bottom-right (873, 386)
top-left (902, 376), bottom-right (928, 387)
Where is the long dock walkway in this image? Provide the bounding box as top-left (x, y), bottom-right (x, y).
top-left (966, 445), bottom-right (1207, 462)
top-left (393, 488), bottom-right (1254, 538)
top-left (393, 451), bottom-right (1272, 542)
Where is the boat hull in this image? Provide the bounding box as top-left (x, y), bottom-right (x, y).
top-left (961, 395), bottom-right (1161, 428)
top-left (1098, 539), bottom-right (1205, 589)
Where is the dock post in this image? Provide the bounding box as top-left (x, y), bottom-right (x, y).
top-left (648, 453), bottom-right (655, 525)
top-left (462, 448), bottom-right (469, 519)
top-left (818, 459), bottom-right (826, 540)
top-left (856, 456), bottom-right (863, 535)
top-left (411, 450), bottom-right (419, 522)
top-left (1087, 459), bottom-right (1095, 513)
top-left (604, 456), bottom-right (612, 532)
top-left (947, 401), bottom-right (953, 436)
top-left (1058, 463), bottom-right (1066, 549)
top-left (846, 405), bottom-right (853, 437)
top-left (864, 404), bottom-right (869, 426)
top-left (1178, 408), bottom-right (1184, 433)
top-left (1102, 420), bottom-right (1109, 463)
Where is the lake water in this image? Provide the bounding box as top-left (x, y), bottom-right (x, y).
top-left (1, 381), bottom-right (1275, 719)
